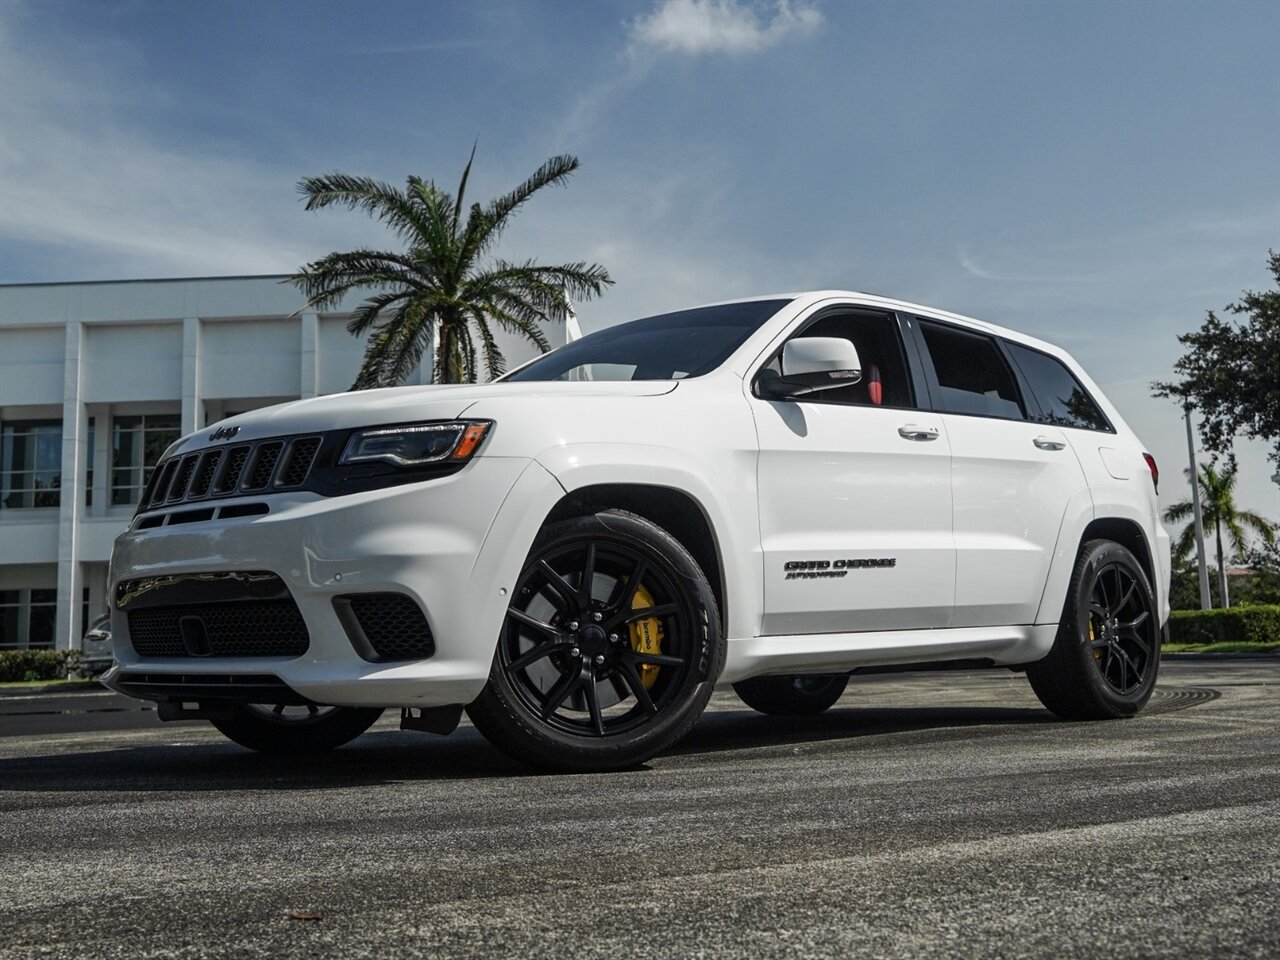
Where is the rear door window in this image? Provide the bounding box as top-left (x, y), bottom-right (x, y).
top-left (917, 320), bottom-right (1026, 420)
top-left (1005, 342), bottom-right (1112, 432)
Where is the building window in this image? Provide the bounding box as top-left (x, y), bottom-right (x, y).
top-left (112, 414), bottom-right (180, 505)
top-left (0, 589), bottom-right (57, 649)
top-left (1, 420), bottom-right (62, 509)
top-left (85, 417), bottom-right (95, 506)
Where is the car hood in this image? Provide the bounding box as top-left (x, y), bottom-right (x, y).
top-left (168, 381), bottom-right (679, 453)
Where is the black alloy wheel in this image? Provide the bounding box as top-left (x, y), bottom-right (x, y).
top-left (209, 703), bottom-right (383, 754)
top-left (1028, 539), bottom-right (1160, 720)
top-left (467, 510), bottom-right (723, 771)
top-left (1086, 561), bottom-right (1156, 696)
top-left (733, 673), bottom-right (849, 716)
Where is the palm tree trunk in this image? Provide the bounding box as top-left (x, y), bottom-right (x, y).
top-left (1215, 519), bottom-right (1230, 607)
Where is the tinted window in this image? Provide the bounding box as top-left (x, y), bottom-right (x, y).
top-left (759, 311), bottom-right (915, 408)
top-left (918, 321), bottom-right (1025, 419)
top-left (1005, 342), bottom-right (1111, 432)
top-left (506, 300), bottom-right (792, 382)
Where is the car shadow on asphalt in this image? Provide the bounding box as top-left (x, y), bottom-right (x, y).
top-left (0, 703), bottom-right (1056, 793)
top-left (671, 704), bottom-right (1055, 758)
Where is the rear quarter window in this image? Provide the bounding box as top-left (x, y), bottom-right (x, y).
top-left (1005, 342), bottom-right (1112, 432)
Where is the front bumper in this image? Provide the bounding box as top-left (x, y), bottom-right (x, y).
top-left (103, 457), bottom-right (565, 708)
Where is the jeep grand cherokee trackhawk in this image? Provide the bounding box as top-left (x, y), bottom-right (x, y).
top-left (105, 292), bottom-right (1171, 771)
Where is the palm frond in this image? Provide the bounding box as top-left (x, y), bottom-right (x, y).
top-left (468, 305), bottom-right (507, 380)
top-left (453, 140), bottom-right (477, 232)
top-left (297, 174), bottom-right (431, 244)
top-left (486, 154), bottom-right (580, 230)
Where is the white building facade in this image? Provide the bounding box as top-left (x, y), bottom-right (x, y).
top-left (0, 275), bottom-right (561, 652)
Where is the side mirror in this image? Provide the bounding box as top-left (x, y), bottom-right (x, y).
top-left (758, 337), bottom-right (862, 398)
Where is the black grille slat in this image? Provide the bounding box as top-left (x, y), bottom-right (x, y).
top-left (243, 441), bottom-right (284, 491)
top-left (277, 437), bottom-right (321, 488)
top-left (150, 459), bottom-right (181, 507)
top-left (166, 454), bottom-right (200, 503)
top-left (188, 450), bottom-right (222, 499)
top-left (343, 593), bottom-right (435, 661)
top-left (129, 601), bottom-right (310, 658)
top-left (214, 445), bottom-right (251, 495)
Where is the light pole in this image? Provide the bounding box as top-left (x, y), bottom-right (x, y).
top-left (1184, 405), bottom-right (1212, 609)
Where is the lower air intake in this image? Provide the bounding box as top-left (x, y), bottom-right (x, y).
top-left (334, 593), bottom-right (435, 662)
top-left (128, 601), bottom-right (310, 658)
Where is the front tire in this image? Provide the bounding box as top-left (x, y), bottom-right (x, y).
top-left (1027, 539), bottom-right (1160, 720)
top-left (467, 510), bottom-right (724, 772)
top-left (210, 703), bottom-right (383, 754)
top-left (733, 674), bottom-right (849, 715)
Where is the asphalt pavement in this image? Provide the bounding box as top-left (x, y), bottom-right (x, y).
top-left (2, 661), bottom-right (1277, 959)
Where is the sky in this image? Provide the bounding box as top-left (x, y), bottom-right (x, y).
top-left (1, 0), bottom-right (1278, 528)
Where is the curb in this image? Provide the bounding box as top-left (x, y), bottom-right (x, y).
top-left (0, 680), bottom-right (106, 696)
top-left (1160, 653), bottom-right (1280, 661)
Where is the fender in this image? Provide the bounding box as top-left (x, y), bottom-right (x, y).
top-left (1033, 488), bottom-right (1096, 629)
top-left (460, 459), bottom-right (569, 688)
top-left (1034, 494), bottom-right (1168, 632)
top-left (1085, 495), bottom-right (1171, 623)
top-left (533, 442), bottom-right (762, 643)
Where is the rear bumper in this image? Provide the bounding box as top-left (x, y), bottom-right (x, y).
top-left (103, 457), bottom-right (566, 708)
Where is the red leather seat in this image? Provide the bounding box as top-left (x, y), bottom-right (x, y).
top-left (866, 363), bottom-right (883, 406)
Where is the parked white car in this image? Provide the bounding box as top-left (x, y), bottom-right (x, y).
top-left (104, 292), bottom-right (1171, 771)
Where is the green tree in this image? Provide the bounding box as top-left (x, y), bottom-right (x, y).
top-left (1163, 462), bottom-right (1276, 607)
top-left (1153, 251), bottom-right (1280, 466)
top-left (289, 151), bottom-right (612, 387)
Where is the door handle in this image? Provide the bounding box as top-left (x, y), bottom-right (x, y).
top-left (898, 425), bottom-right (939, 441)
top-left (1033, 436), bottom-right (1066, 451)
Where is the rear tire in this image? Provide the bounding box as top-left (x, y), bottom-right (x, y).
top-left (733, 674), bottom-right (849, 716)
top-left (1027, 539), bottom-right (1160, 720)
top-left (467, 510), bottom-right (724, 772)
top-left (210, 704), bottom-right (383, 754)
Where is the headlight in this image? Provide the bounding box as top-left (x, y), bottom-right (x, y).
top-left (340, 420), bottom-right (491, 467)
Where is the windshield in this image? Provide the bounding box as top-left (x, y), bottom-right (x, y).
top-left (505, 299), bottom-right (792, 382)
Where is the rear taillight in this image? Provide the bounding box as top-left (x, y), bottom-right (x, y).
top-left (1142, 452), bottom-right (1159, 492)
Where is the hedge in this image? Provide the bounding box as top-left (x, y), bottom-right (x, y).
top-left (0, 649), bottom-right (84, 683)
top-left (1168, 605), bottom-right (1280, 646)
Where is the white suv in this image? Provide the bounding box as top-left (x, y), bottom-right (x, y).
top-left (105, 292), bottom-right (1171, 771)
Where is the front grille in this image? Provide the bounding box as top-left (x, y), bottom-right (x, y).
top-left (214, 445), bottom-right (250, 495)
top-left (189, 450), bottom-right (222, 498)
top-left (278, 437), bottom-right (322, 487)
top-left (128, 601), bottom-right (310, 658)
top-left (336, 593), bottom-right (435, 662)
top-left (167, 454), bottom-right (200, 502)
top-left (243, 441), bottom-right (285, 491)
top-left (140, 434), bottom-right (322, 513)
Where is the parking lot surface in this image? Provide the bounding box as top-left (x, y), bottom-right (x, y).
top-left (2, 660), bottom-right (1277, 959)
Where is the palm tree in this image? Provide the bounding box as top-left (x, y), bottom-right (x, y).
top-left (1164, 462), bottom-right (1276, 607)
top-left (289, 151), bottom-right (612, 387)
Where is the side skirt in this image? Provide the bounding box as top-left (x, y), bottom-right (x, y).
top-left (720, 624), bottom-right (1058, 685)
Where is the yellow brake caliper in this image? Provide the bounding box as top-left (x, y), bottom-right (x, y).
top-left (629, 583), bottom-right (665, 690)
top-left (1089, 619), bottom-right (1101, 659)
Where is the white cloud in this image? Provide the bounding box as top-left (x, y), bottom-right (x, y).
top-left (627, 0), bottom-right (823, 57)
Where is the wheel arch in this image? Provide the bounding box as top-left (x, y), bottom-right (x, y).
top-left (1038, 513), bottom-right (1161, 627)
top-left (1079, 517), bottom-right (1157, 594)
top-left (541, 483), bottom-right (727, 634)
